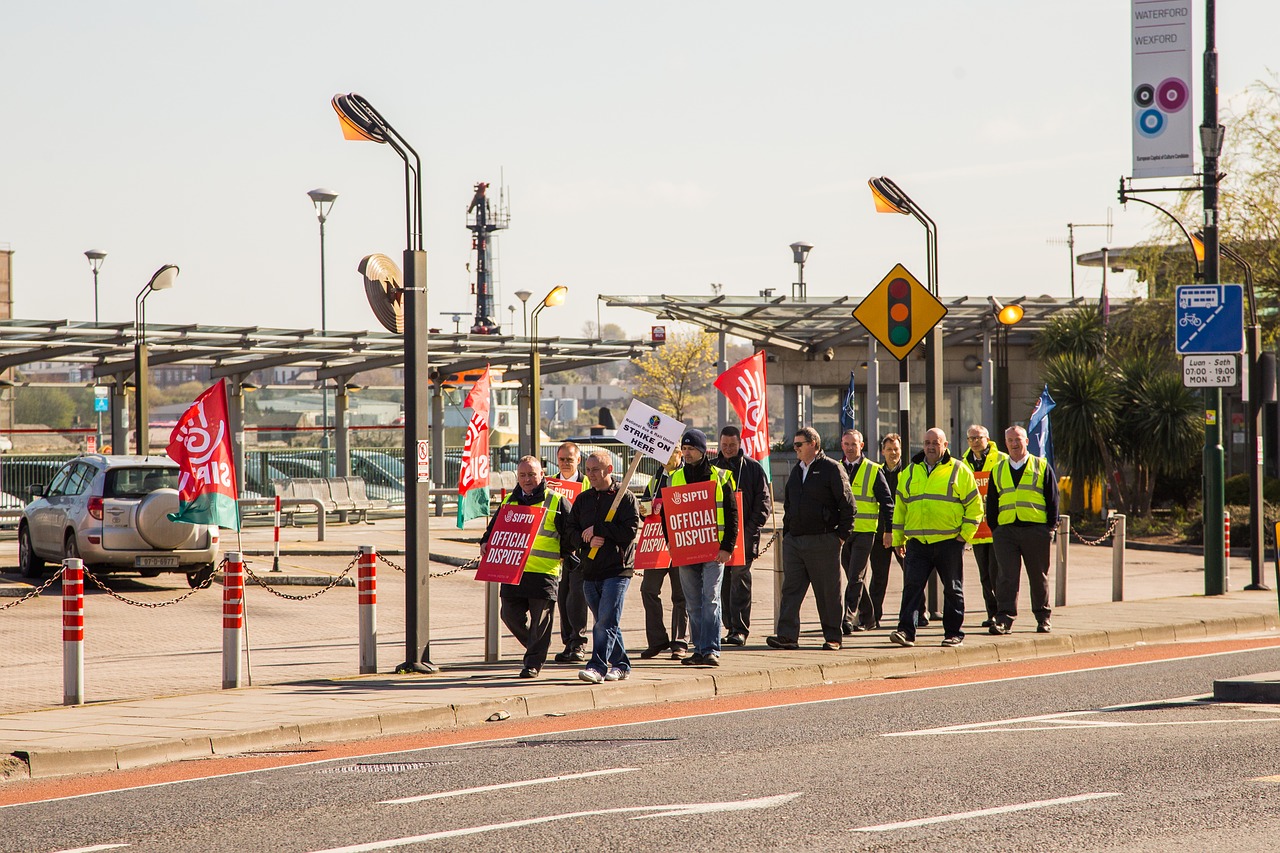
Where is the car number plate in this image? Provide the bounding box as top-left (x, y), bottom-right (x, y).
top-left (135, 555), bottom-right (180, 568)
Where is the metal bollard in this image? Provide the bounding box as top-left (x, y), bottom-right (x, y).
top-left (358, 545), bottom-right (378, 674)
top-left (484, 579), bottom-right (501, 663)
top-left (1224, 511), bottom-right (1231, 560)
top-left (223, 552), bottom-right (244, 689)
top-left (62, 558), bottom-right (84, 706)
top-left (1112, 514), bottom-right (1126, 602)
top-left (1055, 515), bottom-right (1069, 608)
top-left (271, 495), bottom-right (282, 572)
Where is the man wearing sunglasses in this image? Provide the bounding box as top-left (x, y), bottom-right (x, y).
top-left (768, 427), bottom-right (854, 651)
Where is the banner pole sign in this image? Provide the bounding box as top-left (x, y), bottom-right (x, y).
top-left (588, 398), bottom-right (687, 559)
top-left (474, 503), bottom-right (547, 584)
top-left (1131, 0), bottom-right (1195, 178)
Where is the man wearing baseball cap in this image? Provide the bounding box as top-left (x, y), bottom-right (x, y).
top-left (661, 428), bottom-right (738, 666)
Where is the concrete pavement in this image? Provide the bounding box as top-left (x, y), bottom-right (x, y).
top-left (1, 511), bottom-right (1278, 781)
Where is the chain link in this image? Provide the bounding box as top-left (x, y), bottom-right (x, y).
top-left (374, 550), bottom-right (472, 578)
top-left (756, 529), bottom-right (779, 558)
top-left (1071, 516), bottom-right (1121, 546)
top-left (244, 556), bottom-right (356, 601)
top-left (82, 560), bottom-right (218, 607)
top-left (0, 566), bottom-right (67, 611)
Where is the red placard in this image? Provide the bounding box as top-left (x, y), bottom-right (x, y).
top-left (544, 477), bottom-right (584, 506)
top-left (662, 480), bottom-right (722, 566)
top-left (973, 470), bottom-right (992, 540)
top-left (475, 504), bottom-right (547, 584)
top-left (635, 499), bottom-right (671, 570)
top-left (728, 492), bottom-right (746, 566)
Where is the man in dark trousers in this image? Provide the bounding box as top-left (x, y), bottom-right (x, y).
top-left (837, 429), bottom-right (894, 634)
top-left (479, 456), bottom-right (571, 679)
top-left (567, 449), bottom-right (642, 682)
top-left (987, 425), bottom-right (1059, 635)
top-left (712, 425), bottom-right (770, 646)
top-left (551, 440), bottom-right (589, 664)
top-left (768, 426), bottom-right (854, 651)
top-left (638, 462), bottom-right (690, 661)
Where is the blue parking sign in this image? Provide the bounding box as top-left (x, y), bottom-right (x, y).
top-left (1175, 284), bottom-right (1244, 355)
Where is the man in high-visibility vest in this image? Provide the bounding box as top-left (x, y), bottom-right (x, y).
top-left (889, 427), bottom-right (984, 648)
top-left (987, 425), bottom-right (1059, 635)
top-left (962, 424), bottom-right (1006, 629)
top-left (661, 429), bottom-right (738, 667)
top-left (479, 456), bottom-right (571, 679)
top-left (838, 429), bottom-right (893, 634)
top-left (552, 441), bottom-right (589, 664)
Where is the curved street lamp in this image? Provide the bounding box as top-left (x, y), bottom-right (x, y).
top-left (530, 286), bottom-right (568, 465)
top-left (332, 92), bottom-right (436, 674)
top-left (988, 297), bottom-right (1024, 446)
top-left (84, 250), bottom-right (107, 325)
top-left (307, 188), bottom-right (338, 471)
top-left (134, 264), bottom-right (179, 455)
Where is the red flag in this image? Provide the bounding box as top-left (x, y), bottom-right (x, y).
top-left (714, 351), bottom-right (771, 462)
top-left (166, 379), bottom-right (240, 529)
top-left (459, 366), bottom-right (492, 495)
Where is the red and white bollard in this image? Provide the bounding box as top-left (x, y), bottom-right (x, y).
top-left (62, 558), bottom-right (84, 706)
top-left (223, 553), bottom-right (244, 689)
top-left (358, 545), bottom-right (378, 674)
top-left (271, 494), bottom-right (282, 572)
top-left (1224, 511), bottom-right (1231, 559)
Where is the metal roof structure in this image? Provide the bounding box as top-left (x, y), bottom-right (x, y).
top-left (0, 318), bottom-right (658, 384)
top-left (600, 293), bottom-right (1122, 355)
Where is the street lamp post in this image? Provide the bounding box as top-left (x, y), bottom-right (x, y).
top-left (530, 285), bottom-right (568, 466)
top-left (790, 241), bottom-right (813, 301)
top-left (134, 265), bottom-right (179, 455)
top-left (515, 289), bottom-right (532, 336)
top-left (332, 92), bottom-right (436, 673)
top-left (85, 250), bottom-right (107, 452)
top-left (307, 188), bottom-right (338, 475)
top-left (988, 297), bottom-right (1024, 448)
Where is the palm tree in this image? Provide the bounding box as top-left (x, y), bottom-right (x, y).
top-left (1033, 308), bottom-right (1106, 361)
top-left (1042, 354), bottom-right (1121, 514)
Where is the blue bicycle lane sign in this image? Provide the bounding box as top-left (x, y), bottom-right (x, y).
top-left (1175, 284), bottom-right (1244, 355)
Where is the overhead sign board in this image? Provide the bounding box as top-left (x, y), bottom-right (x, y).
top-left (1183, 355), bottom-right (1237, 388)
top-left (1175, 284), bottom-right (1244, 355)
top-left (1131, 0), bottom-right (1195, 178)
top-left (852, 263), bottom-right (947, 361)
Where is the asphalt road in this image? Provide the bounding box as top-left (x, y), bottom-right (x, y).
top-left (6, 644), bottom-right (1280, 852)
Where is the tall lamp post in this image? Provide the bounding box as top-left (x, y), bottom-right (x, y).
top-left (332, 92), bottom-right (436, 673)
top-left (84, 250), bottom-right (106, 325)
top-left (134, 265), bottom-right (179, 455)
top-left (530, 285), bottom-right (568, 466)
top-left (988, 297), bottom-right (1024, 447)
top-left (307, 188), bottom-right (338, 474)
top-left (790, 241), bottom-right (813, 300)
top-left (869, 177), bottom-right (942, 448)
top-left (514, 289), bottom-right (532, 336)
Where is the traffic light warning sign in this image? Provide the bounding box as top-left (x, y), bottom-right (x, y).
top-left (852, 263), bottom-right (947, 361)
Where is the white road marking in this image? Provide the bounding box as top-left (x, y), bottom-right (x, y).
top-left (886, 701), bottom-right (1280, 737)
top-left (378, 767), bottom-right (637, 804)
top-left (52, 845), bottom-right (131, 853)
top-left (5, 644), bottom-right (1276, 808)
top-left (306, 793), bottom-right (801, 851)
top-left (850, 792), bottom-right (1121, 832)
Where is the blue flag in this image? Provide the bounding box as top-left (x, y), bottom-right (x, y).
top-left (839, 371), bottom-right (857, 432)
top-left (1027, 385), bottom-right (1056, 469)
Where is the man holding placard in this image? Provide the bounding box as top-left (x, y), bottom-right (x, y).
top-left (712, 424), bottom-right (770, 646)
top-left (567, 450), bottom-right (642, 683)
top-left (661, 429), bottom-right (738, 667)
top-left (478, 456), bottom-right (571, 679)
top-left (548, 440), bottom-right (589, 665)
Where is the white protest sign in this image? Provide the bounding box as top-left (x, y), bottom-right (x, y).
top-left (617, 399), bottom-right (686, 463)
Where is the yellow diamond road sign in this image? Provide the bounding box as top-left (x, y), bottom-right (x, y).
top-left (852, 263), bottom-right (947, 361)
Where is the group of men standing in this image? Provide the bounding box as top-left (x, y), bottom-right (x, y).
top-left (478, 417), bottom-right (1058, 679)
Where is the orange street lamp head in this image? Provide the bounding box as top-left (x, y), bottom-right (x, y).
top-left (1189, 232), bottom-right (1206, 262)
top-left (332, 93), bottom-right (387, 143)
top-left (869, 177), bottom-right (909, 215)
top-left (989, 296), bottom-right (1024, 326)
top-left (542, 285), bottom-right (568, 308)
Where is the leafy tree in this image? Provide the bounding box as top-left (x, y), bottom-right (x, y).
top-left (1032, 308), bottom-right (1106, 361)
top-left (632, 329), bottom-right (717, 424)
top-left (15, 386), bottom-right (76, 429)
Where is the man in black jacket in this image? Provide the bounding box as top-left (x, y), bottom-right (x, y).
top-left (566, 450), bottom-right (642, 683)
top-left (712, 425), bottom-right (770, 646)
top-left (768, 426), bottom-right (854, 651)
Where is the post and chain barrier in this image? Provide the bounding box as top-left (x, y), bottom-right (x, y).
top-left (63, 559), bottom-right (84, 706)
top-left (0, 566), bottom-right (65, 611)
top-left (373, 550), bottom-right (472, 578)
top-left (82, 562), bottom-right (219, 607)
top-left (223, 552), bottom-right (244, 690)
top-left (244, 556), bottom-right (357, 600)
top-left (1063, 513), bottom-right (1127, 602)
top-left (358, 546), bottom-right (377, 674)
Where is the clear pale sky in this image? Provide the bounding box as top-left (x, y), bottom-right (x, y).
top-left (2, 1), bottom-right (1275, 340)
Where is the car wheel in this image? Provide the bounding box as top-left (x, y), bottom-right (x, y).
top-left (64, 533), bottom-right (84, 566)
top-left (18, 525), bottom-right (44, 579)
top-left (187, 564), bottom-right (216, 588)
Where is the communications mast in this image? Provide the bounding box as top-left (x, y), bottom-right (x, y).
top-left (465, 181), bottom-right (509, 334)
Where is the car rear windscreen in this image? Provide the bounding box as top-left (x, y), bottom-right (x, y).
top-left (105, 467), bottom-right (178, 498)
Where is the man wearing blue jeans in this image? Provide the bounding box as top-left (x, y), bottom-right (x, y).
top-left (662, 429), bottom-right (738, 667)
top-left (567, 450), bottom-right (642, 683)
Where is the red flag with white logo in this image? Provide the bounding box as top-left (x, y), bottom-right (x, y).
top-left (459, 366), bottom-right (492, 496)
top-left (714, 351), bottom-right (772, 466)
top-left (166, 379), bottom-right (240, 529)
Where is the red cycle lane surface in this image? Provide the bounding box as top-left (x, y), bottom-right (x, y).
top-left (3, 634), bottom-right (1276, 808)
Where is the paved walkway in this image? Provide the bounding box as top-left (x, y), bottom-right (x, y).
top-left (1, 512), bottom-right (1278, 780)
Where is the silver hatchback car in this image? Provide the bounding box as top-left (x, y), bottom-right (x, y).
top-left (19, 455), bottom-right (220, 587)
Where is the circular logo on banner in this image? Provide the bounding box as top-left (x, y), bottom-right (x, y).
top-left (1133, 83), bottom-right (1155, 108)
top-left (1157, 77), bottom-right (1189, 112)
top-left (647, 415), bottom-right (661, 429)
top-left (1136, 108), bottom-right (1165, 138)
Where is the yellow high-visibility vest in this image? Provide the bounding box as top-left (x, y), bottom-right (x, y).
top-left (848, 459), bottom-right (883, 534)
top-left (497, 490), bottom-right (564, 577)
top-left (994, 455), bottom-right (1049, 525)
top-left (891, 457), bottom-right (983, 546)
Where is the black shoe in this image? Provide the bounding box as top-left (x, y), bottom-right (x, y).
top-left (989, 621), bottom-right (1010, 635)
top-left (640, 641), bottom-right (671, 659)
top-left (850, 623), bottom-right (869, 632)
top-left (916, 615), bottom-right (930, 628)
top-left (554, 647), bottom-right (586, 664)
top-left (765, 636), bottom-right (800, 650)
top-left (980, 619), bottom-right (994, 628)
top-left (682, 653), bottom-right (706, 666)
top-left (703, 653), bottom-right (720, 667)
top-left (518, 667), bottom-right (539, 679)
top-left (841, 621), bottom-right (855, 636)
top-left (1037, 620), bottom-right (1052, 633)
top-left (723, 633), bottom-right (747, 646)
